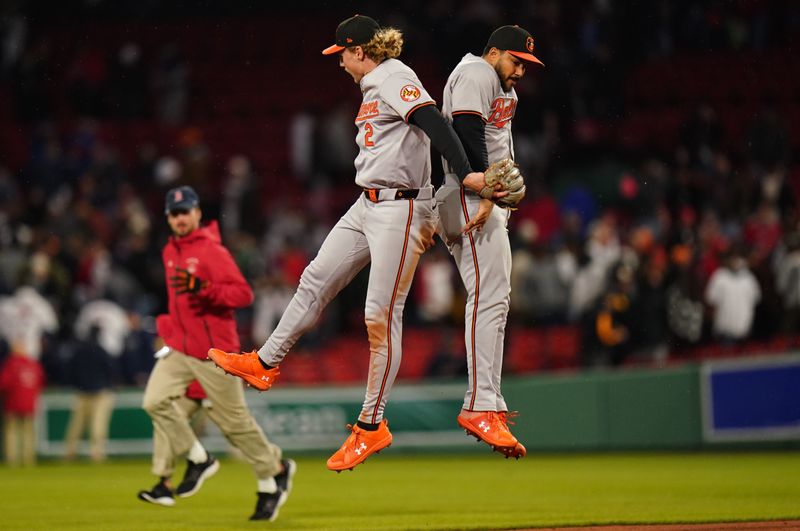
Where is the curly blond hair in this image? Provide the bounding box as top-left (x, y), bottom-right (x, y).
top-left (359, 27), bottom-right (403, 62)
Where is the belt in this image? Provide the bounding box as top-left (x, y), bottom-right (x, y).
top-left (363, 186), bottom-right (433, 203)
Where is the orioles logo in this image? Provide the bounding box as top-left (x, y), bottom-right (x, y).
top-left (356, 100), bottom-right (379, 122)
top-left (487, 97), bottom-right (517, 128)
top-left (526, 36), bottom-right (534, 53)
top-left (400, 85), bottom-right (421, 102)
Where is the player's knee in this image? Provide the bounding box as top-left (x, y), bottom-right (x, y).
top-left (142, 395), bottom-right (171, 416)
top-left (499, 297), bottom-right (510, 314)
top-left (364, 304), bottom-right (390, 343)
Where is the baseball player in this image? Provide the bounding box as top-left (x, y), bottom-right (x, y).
top-left (437, 25), bottom-right (544, 458)
top-left (209, 14), bottom-right (506, 472)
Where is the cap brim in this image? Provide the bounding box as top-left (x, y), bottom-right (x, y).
top-left (165, 202), bottom-right (198, 214)
top-left (508, 50), bottom-right (544, 66)
top-left (322, 44), bottom-right (345, 55)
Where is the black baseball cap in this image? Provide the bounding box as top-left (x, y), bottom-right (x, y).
top-left (486, 25), bottom-right (544, 66)
top-left (165, 185), bottom-right (199, 214)
top-left (322, 14), bottom-right (380, 55)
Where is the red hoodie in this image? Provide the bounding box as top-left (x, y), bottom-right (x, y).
top-left (157, 221), bottom-right (253, 360)
top-left (0, 354), bottom-right (45, 415)
top-left (185, 379), bottom-right (207, 400)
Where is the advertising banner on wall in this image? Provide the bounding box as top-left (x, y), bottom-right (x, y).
top-left (38, 382), bottom-right (473, 457)
top-left (700, 354), bottom-right (800, 442)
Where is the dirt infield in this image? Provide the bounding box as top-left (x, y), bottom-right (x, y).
top-left (526, 521), bottom-right (800, 530)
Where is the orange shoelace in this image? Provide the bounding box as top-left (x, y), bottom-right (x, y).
top-left (498, 411), bottom-right (520, 427)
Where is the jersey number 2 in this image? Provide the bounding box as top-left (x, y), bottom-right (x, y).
top-left (364, 122), bottom-right (375, 147)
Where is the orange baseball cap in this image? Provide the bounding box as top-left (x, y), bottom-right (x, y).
top-left (487, 25), bottom-right (544, 66)
top-left (322, 14), bottom-right (380, 55)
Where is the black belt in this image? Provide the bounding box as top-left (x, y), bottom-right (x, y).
top-left (363, 188), bottom-right (420, 203)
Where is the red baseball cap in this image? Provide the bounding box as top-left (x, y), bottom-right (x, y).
top-left (322, 15), bottom-right (380, 55)
top-left (487, 25), bottom-right (544, 66)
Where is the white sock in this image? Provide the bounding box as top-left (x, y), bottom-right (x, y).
top-left (187, 441), bottom-right (208, 464)
top-left (257, 477), bottom-right (277, 494)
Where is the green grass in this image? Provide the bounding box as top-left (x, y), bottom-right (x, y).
top-left (1, 452), bottom-right (799, 530)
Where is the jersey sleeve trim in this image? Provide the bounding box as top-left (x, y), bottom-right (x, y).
top-left (404, 101), bottom-right (437, 123)
top-left (452, 110), bottom-right (488, 123)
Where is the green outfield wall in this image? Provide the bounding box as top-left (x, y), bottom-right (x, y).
top-left (37, 356), bottom-right (799, 457)
top-left (502, 366), bottom-right (702, 450)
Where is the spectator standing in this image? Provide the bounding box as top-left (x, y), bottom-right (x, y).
top-left (594, 263), bottom-right (637, 366)
top-left (67, 298), bottom-right (128, 454)
top-left (774, 232), bottom-right (800, 338)
top-left (665, 244), bottom-right (705, 348)
top-left (63, 324), bottom-right (116, 462)
top-left (0, 286), bottom-right (58, 363)
top-left (73, 298), bottom-right (131, 361)
top-left (705, 249), bottom-right (762, 343)
top-left (0, 347), bottom-right (45, 466)
top-left (633, 254), bottom-right (670, 366)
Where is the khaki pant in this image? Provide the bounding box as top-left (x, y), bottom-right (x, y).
top-left (3, 414), bottom-right (36, 466)
top-left (174, 395), bottom-right (208, 435)
top-left (142, 350), bottom-right (281, 478)
top-left (63, 390), bottom-right (115, 462)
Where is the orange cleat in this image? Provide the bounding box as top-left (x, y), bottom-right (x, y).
top-left (326, 419), bottom-right (393, 472)
top-left (457, 410), bottom-right (525, 459)
top-left (498, 412), bottom-right (526, 459)
top-left (207, 348), bottom-right (280, 391)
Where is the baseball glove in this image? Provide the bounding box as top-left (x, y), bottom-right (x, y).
top-left (479, 158), bottom-right (526, 208)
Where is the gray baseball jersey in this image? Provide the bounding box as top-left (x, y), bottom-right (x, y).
top-left (441, 53), bottom-right (516, 181)
top-left (259, 57), bottom-right (438, 424)
top-left (436, 52), bottom-right (516, 412)
top-left (354, 58), bottom-right (435, 190)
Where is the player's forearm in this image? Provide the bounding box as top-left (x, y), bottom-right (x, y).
top-left (452, 113), bottom-right (489, 172)
top-left (409, 104), bottom-right (472, 180)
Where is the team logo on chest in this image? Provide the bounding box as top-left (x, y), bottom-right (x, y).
top-left (185, 257), bottom-right (200, 274)
top-left (400, 85), bottom-right (421, 102)
top-left (487, 97), bottom-right (517, 128)
top-left (356, 100), bottom-right (380, 122)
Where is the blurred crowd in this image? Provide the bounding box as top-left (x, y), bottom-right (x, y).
top-left (0, 0), bottom-right (798, 406)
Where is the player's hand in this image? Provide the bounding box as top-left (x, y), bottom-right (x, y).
top-left (462, 199), bottom-right (494, 235)
top-left (462, 172), bottom-right (509, 200)
top-left (169, 267), bottom-right (208, 294)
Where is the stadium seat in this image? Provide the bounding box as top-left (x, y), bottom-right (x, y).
top-left (505, 328), bottom-right (545, 373)
top-left (544, 326), bottom-right (581, 370)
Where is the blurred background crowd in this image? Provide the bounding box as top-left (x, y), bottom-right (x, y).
top-left (0, 0), bottom-right (798, 394)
